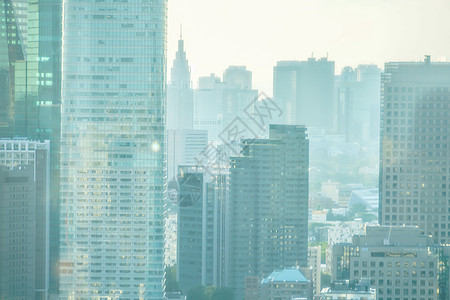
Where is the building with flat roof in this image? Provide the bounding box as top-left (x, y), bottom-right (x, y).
top-left (320, 279), bottom-right (376, 300)
top-left (380, 57), bottom-right (450, 245)
top-left (259, 268), bottom-right (312, 300)
top-left (0, 138), bottom-right (50, 299)
top-left (274, 58), bottom-right (335, 130)
top-left (228, 124), bottom-right (309, 299)
top-left (331, 226), bottom-right (450, 300)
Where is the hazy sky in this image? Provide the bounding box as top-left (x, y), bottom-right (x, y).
top-left (168, 0), bottom-right (450, 95)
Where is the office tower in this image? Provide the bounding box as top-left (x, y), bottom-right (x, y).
top-left (223, 65), bottom-right (252, 89)
top-left (308, 246), bottom-right (321, 297)
top-left (176, 166), bottom-right (228, 293)
top-left (167, 35), bottom-right (193, 130)
top-left (194, 67), bottom-right (258, 142)
top-left (0, 0), bottom-right (26, 136)
top-left (0, 138), bottom-right (50, 299)
top-left (221, 66), bottom-right (258, 132)
top-left (194, 74), bottom-right (223, 141)
top-left (228, 124), bottom-right (309, 299)
top-left (0, 165), bottom-right (36, 299)
top-left (274, 58), bottom-right (335, 129)
top-left (167, 129), bottom-right (208, 181)
top-left (258, 268), bottom-right (312, 300)
top-left (59, 1), bottom-right (167, 299)
top-left (15, 2), bottom-right (63, 295)
top-left (379, 58), bottom-right (450, 244)
top-left (1, 0), bottom-right (63, 294)
top-left (336, 65), bottom-right (381, 143)
top-left (331, 226), bottom-right (450, 300)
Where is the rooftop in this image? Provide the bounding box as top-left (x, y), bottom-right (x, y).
top-left (261, 268), bottom-right (309, 284)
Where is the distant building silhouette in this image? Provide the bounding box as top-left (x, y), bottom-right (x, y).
top-left (274, 58), bottom-right (335, 130)
top-left (168, 35), bottom-right (194, 130)
top-left (336, 65), bottom-right (381, 143)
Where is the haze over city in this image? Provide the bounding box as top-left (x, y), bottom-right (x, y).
top-left (168, 0), bottom-right (450, 92)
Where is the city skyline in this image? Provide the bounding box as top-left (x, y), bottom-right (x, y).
top-left (168, 0), bottom-right (450, 94)
top-left (3, 0), bottom-right (450, 299)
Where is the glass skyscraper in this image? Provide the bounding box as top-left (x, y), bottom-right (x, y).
top-left (59, 1), bottom-right (167, 299)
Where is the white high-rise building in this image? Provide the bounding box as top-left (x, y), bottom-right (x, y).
top-left (59, 1), bottom-right (167, 298)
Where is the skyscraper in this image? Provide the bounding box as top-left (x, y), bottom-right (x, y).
top-left (0, 138), bottom-right (50, 299)
top-left (336, 65), bottom-right (381, 143)
top-left (167, 34), bottom-right (193, 130)
top-left (176, 166), bottom-right (228, 293)
top-left (167, 129), bottom-right (208, 181)
top-left (0, 1), bottom-right (63, 294)
top-left (227, 124), bottom-right (309, 299)
top-left (59, 1), bottom-right (167, 298)
top-left (0, 0), bottom-right (26, 136)
top-left (194, 67), bottom-right (258, 142)
top-left (273, 58), bottom-right (335, 130)
top-left (380, 57), bottom-right (450, 244)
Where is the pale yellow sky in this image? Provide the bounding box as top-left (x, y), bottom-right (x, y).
top-left (168, 0), bottom-right (450, 95)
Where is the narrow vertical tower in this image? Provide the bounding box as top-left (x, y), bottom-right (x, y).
top-left (167, 29), bottom-right (193, 130)
top-left (59, 1), bottom-right (167, 299)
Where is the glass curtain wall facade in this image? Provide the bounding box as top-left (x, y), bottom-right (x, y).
top-left (59, 0), bottom-right (167, 299)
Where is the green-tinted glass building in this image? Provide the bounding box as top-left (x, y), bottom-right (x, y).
top-left (0, 0), bottom-right (26, 136)
top-left (1, 0), bottom-right (62, 297)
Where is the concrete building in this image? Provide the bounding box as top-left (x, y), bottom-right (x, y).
top-left (194, 67), bottom-right (258, 142)
top-left (320, 280), bottom-right (376, 300)
top-left (0, 165), bottom-right (36, 299)
top-left (331, 226), bottom-right (450, 300)
top-left (4, 1), bottom-right (63, 294)
top-left (167, 129), bottom-right (208, 181)
top-left (167, 35), bottom-right (194, 130)
top-left (380, 57), bottom-right (450, 244)
top-left (259, 268), bottom-right (312, 300)
top-left (336, 65), bottom-right (381, 143)
top-left (308, 246), bottom-right (322, 297)
top-left (59, 1), bottom-right (167, 298)
top-left (0, 138), bottom-right (50, 299)
top-left (273, 58), bottom-right (335, 130)
top-left (228, 124), bottom-right (309, 299)
top-left (177, 166), bottom-right (228, 293)
top-left (165, 211), bottom-right (178, 267)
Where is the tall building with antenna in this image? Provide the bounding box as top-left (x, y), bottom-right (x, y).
top-left (167, 26), bottom-right (194, 130)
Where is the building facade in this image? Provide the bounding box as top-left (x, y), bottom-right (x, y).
top-left (331, 226), bottom-right (450, 300)
top-left (176, 166), bottom-right (229, 293)
top-left (336, 65), bottom-right (381, 143)
top-left (273, 58), bottom-right (335, 130)
top-left (228, 124), bottom-right (309, 299)
top-left (258, 268), bottom-right (312, 300)
top-left (59, 1), bottom-right (167, 298)
top-left (0, 138), bottom-right (50, 299)
top-left (308, 246), bottom-right (322, 297)
top-left (379, 58), bottom-right (450, 244)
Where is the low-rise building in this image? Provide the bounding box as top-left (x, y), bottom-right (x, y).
top-left (259, 268), bottom-right (312, 300)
